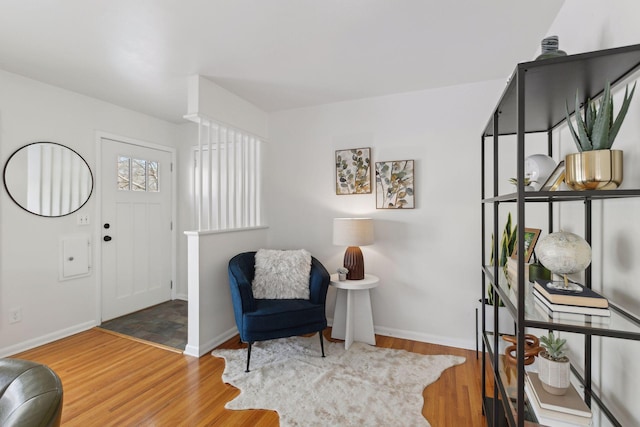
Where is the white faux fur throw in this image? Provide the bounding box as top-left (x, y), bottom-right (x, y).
top-left (252, 249), bottom-right (312, 299)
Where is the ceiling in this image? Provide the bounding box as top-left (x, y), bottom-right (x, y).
top-left (0, 1), bottom-right (564, 123)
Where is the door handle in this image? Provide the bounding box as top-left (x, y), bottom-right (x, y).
top-left (103, 236), bottom-right (112, 242)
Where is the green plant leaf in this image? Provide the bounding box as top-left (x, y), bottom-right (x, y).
top-left (574, 91), bottom-right (593, 151)
top-left (488, 213), bottom-right (517, 307)
top-left (499, 235), bottom-right (508, 267)
top-left (498, 215), bottom-right (516, 267)
top-left (591, 83), bottom-right (613, 150)
top-left (609, 82), bottom-right (636, 147)
top-left (565, 101), bottom-right (584, 151)
top-left (489, 233), bottom-right (495, 266)
top-left (504, 212), bottom-right (512, 235)
top-left (586, 100), bottom-right (596, 136)
top-left (509, 224), bottom-right (517, 252)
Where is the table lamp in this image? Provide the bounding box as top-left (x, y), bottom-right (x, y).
top-left (333, 218), bottom-right (374, 280)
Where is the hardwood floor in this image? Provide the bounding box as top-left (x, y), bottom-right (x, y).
top-left (13, 328), bottom-right (487, 426)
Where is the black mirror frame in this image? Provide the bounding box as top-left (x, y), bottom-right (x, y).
top-left (3, 141), bottom-right (94, 218)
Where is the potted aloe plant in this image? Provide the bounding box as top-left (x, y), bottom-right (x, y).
top-left (564, 81), bottom-right (636, 190)
top-left (538, 331), bottom-right (570, 395)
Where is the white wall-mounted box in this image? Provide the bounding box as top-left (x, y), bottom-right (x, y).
top-left (60, 235), bottom-right (91, 281)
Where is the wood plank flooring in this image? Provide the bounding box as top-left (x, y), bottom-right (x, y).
top-left (12, 328), bottom-right (487, 426)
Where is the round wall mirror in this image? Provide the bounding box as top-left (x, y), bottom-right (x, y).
top-left (3, 142), bottom-right (93, 217)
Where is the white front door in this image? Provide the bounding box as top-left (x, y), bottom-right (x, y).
top-left (100, 137), bottom-right (173, 321)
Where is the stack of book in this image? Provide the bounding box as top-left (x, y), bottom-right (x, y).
top-left (533, 279), bottom-right (610, 319)
top-left (525, 372), bottom-right (593, 426)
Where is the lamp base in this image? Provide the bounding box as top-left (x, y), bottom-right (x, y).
top-left (344, 246), bottom-right (365, 280)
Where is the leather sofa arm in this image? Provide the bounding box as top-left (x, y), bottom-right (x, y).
top-left (0, 358), bottom-right (63, 427)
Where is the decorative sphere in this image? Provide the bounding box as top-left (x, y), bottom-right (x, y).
top-left (535, 231), bottom-right (591, 275)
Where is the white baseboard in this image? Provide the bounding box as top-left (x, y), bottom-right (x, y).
top-left (374, 325), bottom-right (475, 351)
top-left (0, 320), bottom-right (97, 358)
top-left (183, 344), bottom-right (200, 357)
top-left (184, 326), bottom-right (238, 358)
top-left (327, 318), bottom-right (475, 351)
top-left (174, 293), bottom-right (188, 301)
top-left (1, 318), bottom-right (475, 359)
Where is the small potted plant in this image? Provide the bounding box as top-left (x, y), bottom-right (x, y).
top-left (564, 81), bottom-right (636, 190)
top-left (508, 176), bottom-right (534, 191)
top-left (538, 331), bottom-right (570, 395)
top-left (337, 267), bottom-right (348, 281)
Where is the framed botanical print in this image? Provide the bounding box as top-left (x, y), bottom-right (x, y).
top-left (375, 160), bottom-right (414, 209)
top-left (335, 148), bottom-right (371, 194)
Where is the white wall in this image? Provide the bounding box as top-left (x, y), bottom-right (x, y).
top-left (0, 69), bottom-right (180, 355)
top-left (180, 76), bottom-right (271, 355)
top-left (175, 122), bottom-right (197, 300)
top-left (184, 228), bottom-right (267, 356)
top-left (187, 75), bottom-right (268, 138)
top-left (543, 2), bottom-right (640, 426)
top-left (266, 79), bottom-right (506, 349)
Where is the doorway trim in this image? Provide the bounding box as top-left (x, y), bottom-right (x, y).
top-left (94, 131), bottom-right (177, 323)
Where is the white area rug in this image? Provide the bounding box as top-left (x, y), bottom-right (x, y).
top-left (212, 335), bottom-right (465, 427)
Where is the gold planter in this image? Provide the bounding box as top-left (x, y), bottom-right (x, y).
top-left (565, 149), bottom-right (623, 190)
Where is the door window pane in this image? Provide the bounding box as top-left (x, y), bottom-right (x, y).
top-left (148, 161), bottom-right (159, 192)
top-left (132, 159), bottom-right (146, 191)
top-left (118, 156), bottom-right (130, 190)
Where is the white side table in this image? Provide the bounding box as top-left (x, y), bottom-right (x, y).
top-left (330, 273), bottom-right (379, 350)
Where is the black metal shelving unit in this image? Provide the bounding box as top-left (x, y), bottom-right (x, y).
top-left (481, 43), bottom-right (640, 427)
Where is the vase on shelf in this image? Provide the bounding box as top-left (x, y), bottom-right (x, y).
top-left (538, 351), bottom-right (571, 395)
top-left (536, 35), bottom-right (567, 60)
top-left (565, 149), bottom-right (623, 190)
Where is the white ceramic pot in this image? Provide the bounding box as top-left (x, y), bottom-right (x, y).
top-left (537, 351), bottom-right (570, 395)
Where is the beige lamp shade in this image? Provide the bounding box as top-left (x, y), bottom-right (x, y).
top-left (333, 218), bottom-right (374, 246)
top-left (333, 218), bottom-right (374, 280)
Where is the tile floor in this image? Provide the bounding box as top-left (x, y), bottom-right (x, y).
top-left (99, 300), bottom-right (187, 350)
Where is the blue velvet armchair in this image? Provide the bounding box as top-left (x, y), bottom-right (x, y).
top-left (228, 251), bottom-right (330, 372)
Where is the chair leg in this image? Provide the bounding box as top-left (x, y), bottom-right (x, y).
top-left (319, 331), bottom-right (325, 358)
top-left (245, 342), bottom-right (252, 373)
